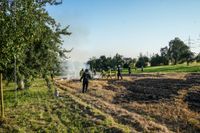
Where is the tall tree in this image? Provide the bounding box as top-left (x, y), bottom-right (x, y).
top-left (168, 37), bottom-right (192, 65)
top-left (196, 53), bottom-right (200, 62)
top-left (135, 54), bottom-right (149, 68)
top-left (150, 54), bottom-right (162, 66)
top-left (180, 50), bottom-right (195, 66)
top-left (113, 53), bottom-right (124, 67)
top-left (0, 0), bottom-right (71, 89)
top-left (160, 46), bottom-right (168, 57)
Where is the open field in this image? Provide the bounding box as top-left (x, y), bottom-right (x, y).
top-left (0, 79), bottom-right (129, 132)
top-left (123, 63), bottom-right (200, 73)
top-left (55, 73), bottom-right (200, 133)
top-left (1, 1), bottom-right (200, 133)
top-left (0, 73), bottom-right (200, 133)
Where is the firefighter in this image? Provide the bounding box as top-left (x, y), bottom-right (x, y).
top-left (141, 65), bottom-right (144, 72)
top-left (101, 70), bottom-right (106, 79)
top-left (80, 69), bottom-right (91, 93)
top-left (107, 67), bottom-right (112, 79)
top-left (79, 68), bottom-right (84, 77)
top-left (128, 66), bottom-right (131, 75)
top-left (117, 65), bottom-right (123, 80)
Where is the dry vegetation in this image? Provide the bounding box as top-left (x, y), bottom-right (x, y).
top-left (55, 73), bottom-right (200, 133)
top-left (1, 80), bottom-right (130, 133)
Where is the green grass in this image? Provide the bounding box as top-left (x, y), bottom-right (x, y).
top-left (122, 63), bottom-right (200, 74)
top-left (0, 79), bottom-right (129, 132)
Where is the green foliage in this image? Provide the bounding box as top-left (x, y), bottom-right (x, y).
top-left (150, 38), bottom-right (195, 67)
top-left (150, 54), bottom-right (169, 66)
top-left (160, 46), bottom-right (168, 57)
top-left (168, 37), bottom-right (192, 65)
top-left (1, 79), bottom-right (129, 132)
top-left (0, 0), bottom-right (71, 88)
top-left (123, 57), bottom-right (135, 68)
top-left (135, 54), bottom-right (149, 68)
top-left (196, 53), bottom-right (200, 62)
top-left (112, 53), bottom-right (124, 67)
top-left (180, 50), bottom-right (195, 65)
top-left (160, 46), bottom-right (169, 65)
top-left (125, 63), bottom-right (200, 73)
top-left (87, 54), bottom-right (136, 71)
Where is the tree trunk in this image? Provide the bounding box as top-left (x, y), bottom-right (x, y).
top-left (17, 79), bottom-right (25, 90)
top-left (174, 59), bottom-right (177, 65)
top-left (187, 61), bottom-right (189, 66)
top-left (24, 78), bottom-right (31, 89)
top-left (44, 76), bottom-right (51, 90)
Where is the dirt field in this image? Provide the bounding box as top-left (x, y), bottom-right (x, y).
top-left (55, 73), bottom-right (200, 133)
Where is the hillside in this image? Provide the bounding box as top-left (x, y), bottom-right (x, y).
top-left (123, 63), bottom-right (200, 73)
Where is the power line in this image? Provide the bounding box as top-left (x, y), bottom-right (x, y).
top-left (184, 36), bottom-right (200, 49)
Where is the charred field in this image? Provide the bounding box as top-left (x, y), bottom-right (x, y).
top-left (1, 73), bottom-right (199, 133)
top-left (55, 73), bottom-right (200, 133)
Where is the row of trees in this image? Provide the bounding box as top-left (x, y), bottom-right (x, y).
top-left (87, 37), bottom-right (200, 70)
top-left (87, 53), bottom-right (149, 71)
top-left (0, 0), bottom-right (70, 89)
top-left (138, 37), bottom-right (200, 67)
top-left (150, 37), bottom-right (198, 66)
top-left (87, 54), bottom-right (136, 71)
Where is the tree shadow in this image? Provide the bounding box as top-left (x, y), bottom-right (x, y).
top-left (111, 73), bottom-right (200, 104)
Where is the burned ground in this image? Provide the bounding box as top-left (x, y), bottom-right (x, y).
top-left (112, 78), bottom-right (188, 102)
top-left (55, 73), bottom-right (200, 133)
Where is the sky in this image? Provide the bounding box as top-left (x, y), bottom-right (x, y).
top-left (46, 0), bottom-right (200, 62)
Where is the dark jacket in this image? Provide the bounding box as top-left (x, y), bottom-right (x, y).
top-left (80, 72), bottom-right (91, 82)
top-left (117, 67), bottom-right (122, 74)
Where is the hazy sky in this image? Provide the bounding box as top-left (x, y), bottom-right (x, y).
top-left (46, 0), bottom-right (200, 62)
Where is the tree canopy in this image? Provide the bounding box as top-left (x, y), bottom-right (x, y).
top-left (135, 54), bottom-right (149, 68)
top-left (87, 54), bottom-right (137, 71)
top-left (0, 0), bottom-right (71, 89)
top-left (168, 37), bottom-right (193, 65)
top-left (196, 53), bottom-right (200, 62)
top-left (87, 37), bottom-right (197, 70)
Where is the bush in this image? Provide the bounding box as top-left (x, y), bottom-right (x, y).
top-left (135, 55), bottom-right (149, 68)
top-left (136, 60), bottom-right (147, 68)
top-left (150, 54), bottom-right (169, 66)
top-left (196, 53), bottom-right (200, 62)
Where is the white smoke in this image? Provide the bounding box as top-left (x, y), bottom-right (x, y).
top-left (61, 60), bottom-right (88, 79)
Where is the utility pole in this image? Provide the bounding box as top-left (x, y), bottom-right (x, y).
top-left (197, 34), bottom-right (200, 47)
top-left (188, 36), bottom-right (192, 48)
